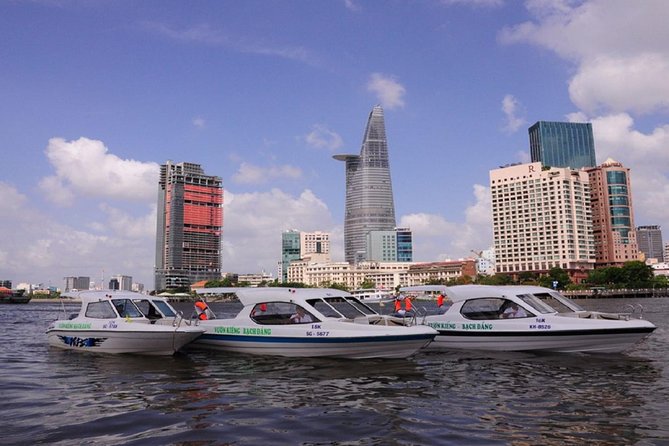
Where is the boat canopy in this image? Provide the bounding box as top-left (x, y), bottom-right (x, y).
top-left (194, 287), bottom-right (352, 307)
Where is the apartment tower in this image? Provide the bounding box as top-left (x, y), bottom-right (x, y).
top-left (586, 158), bottom-right (639, 266)
top-left (490, 162), bottom-right (595, 281)
top-left (154, 161), bottom-right (223, 290)
top-left (529, 121), bottom-right (596, 169)
top-left (334, 105), bottom-right (396, 264)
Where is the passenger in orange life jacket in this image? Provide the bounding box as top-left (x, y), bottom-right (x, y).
top-left (437, 293), bottom-right (444, 307)
top-left (251, 302), bottom-right (267, 317)
top-left (404, 296), bottom-right (412, 312)
top-left (394, 297), bottom-right (402, 313)
top-left (195, 300), bottom-right (210, 320)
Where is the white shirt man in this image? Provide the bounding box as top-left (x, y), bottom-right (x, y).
top-left (503, 304), bottom-right (527, 318)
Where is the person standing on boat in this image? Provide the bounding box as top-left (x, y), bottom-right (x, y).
top-left (404, 295), bottom-right (413, 312)
top-left (195, 299), bottom-right (213, 320)
top-left (394, 295), bottom-right (402, 313)
top-left (437, 294), bottom-right (445, 308)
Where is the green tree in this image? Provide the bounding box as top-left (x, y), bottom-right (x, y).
top-left (541, 267), bottom-right (571, 289)
top-left (518, 271), bottom-right (538, 285)
top-left (621, 261), bottom-right (654, 288)
top-left (358, 279), bottom-right (376, 289)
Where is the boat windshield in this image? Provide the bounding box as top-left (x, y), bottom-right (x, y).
top-left (153, 300), bottom-right (177, 317)
top-left (307, 296), bottom-right (377, 319)
top-left (133, 299), bottom-right (177, 319)
top-left (111, 299), bottom-right (144, 318)
top-left (517, 291), bottom-right (585, 314)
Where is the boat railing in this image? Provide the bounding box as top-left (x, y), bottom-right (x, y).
top-left (623, 303), bottom-right (645, 319)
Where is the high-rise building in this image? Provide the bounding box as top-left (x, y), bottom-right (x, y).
top-left (334, 105), bottom-right (396, 264)
top-left (109, 275), bottom-right (133, 291)
top-left (490, 162), bottom-right (595, 281)
top-left (529, 121), bottom-right (596, 169)
top-left (64, 276), bottom-right (90, 291)
top-left (586, 159), bottom-right (639, 267)
top-left (279, 230), bottom-right (301, 283)
top-left (279, 230), bottom-right (331, 283)
top-left (154, 161), bottom-right (223, 290)
top-left (300, 231), bottom-right (330, 261)
top-left (365, 227), bottom-right (413, 262)
top-left (637, 225), bottom-right (664, 261)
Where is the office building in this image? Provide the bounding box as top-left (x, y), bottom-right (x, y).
top-left (586, 159), bottom-right (639, 266)
top-left (154, 161), bottom-right (223, 290)
top-left (366, 227), bottom-right (413, 262)
top-left (109, 275), bottom-right (133, 291)
top-left (334, 105), bottom-right (396, 264)
top-left (529, 121), bottom-right (596, 169)
top-left (279, 230), bottom-right (331, 283)
top-left (64, 276), bottom-right (90, 291)
top-left (637, 225), bottom-right (664, 262)
top-left (490, 162), bottom-right (595, 282)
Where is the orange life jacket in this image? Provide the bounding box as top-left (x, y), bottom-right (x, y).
top-left (195, 301), bottom-right (208, 320)
top-left (437, 294), bottom-right (444, 307)
top-left (404, 297), bottom-right (412, 311)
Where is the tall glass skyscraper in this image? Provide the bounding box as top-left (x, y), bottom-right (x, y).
top-left (154, 161), bottom-right (223, 290)
top-left (334, 105), bottom-right (396, 264)
top-left (529, 121), bottom-right (596, 169)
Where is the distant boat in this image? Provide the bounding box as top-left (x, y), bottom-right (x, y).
top-left (0, 287), bottom-right (31, 304)
top-left (349, 288), bottom-right (395, 303)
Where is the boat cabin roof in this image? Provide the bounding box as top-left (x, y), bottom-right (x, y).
top-left (400, 284), bottom-right (561, 303)
top-left (194, 287), bottom-right (352, 306)
top-left (61, 290), bottom-right (166, 304)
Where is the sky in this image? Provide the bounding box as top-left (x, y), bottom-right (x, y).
top-left (1, 0), bottom-right (668, 290)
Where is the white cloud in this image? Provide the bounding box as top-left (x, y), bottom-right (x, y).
top-left (192, 117), bottom-right (206, 129)
top-left (400, 184), bottom-right (492, 262)
top-left (569, 54), bottom-right (669, 115)
top-left (343, 0), bottom-right (361, 12)
top-left (0, 180), bottom-right (156, 288)
top-left (98, 203), bottom-right (157, 239)
top-left (232, 162), bottom-right (303, 185)
top-left (142, 22), bottom-right (316, 65)
top-left (500, 0), bottom-right (669, 231)
top-left (222, 189), bottom-right (338, 273)
top-left (304, 124), bottom-right (344, 150)
top-left (501, 94), bottom-right (526, 133)
top-left (367, 73), bottom-right (406, 110)
top-left (39, 137), bottom-right (159, 206)
top-left (440, 0), bottom-right (504, 7)
top-left (499, 0), bottom-right (669, 115)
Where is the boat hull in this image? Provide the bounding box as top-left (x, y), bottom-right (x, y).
top-left (47, 328), bottom-right (204, 355)
top-left (428, 326), bottom-right (656, 353)
top-left (192, 332), bottom-right (435, 359)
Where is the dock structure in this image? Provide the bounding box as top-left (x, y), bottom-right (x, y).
top-left (563, 288), bottom-right (669, 299)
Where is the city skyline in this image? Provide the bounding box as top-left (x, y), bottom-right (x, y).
top-left (1, 1), bottom-right (668, 289)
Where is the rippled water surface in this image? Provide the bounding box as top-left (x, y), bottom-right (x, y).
top-left (2, 298), bottom-right (669, 445)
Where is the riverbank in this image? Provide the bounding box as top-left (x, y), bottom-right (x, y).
top-left (563, 288), bottom-right (669, 299)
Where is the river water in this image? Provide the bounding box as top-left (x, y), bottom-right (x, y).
top-left (1, 297), bottom-right (668, 445)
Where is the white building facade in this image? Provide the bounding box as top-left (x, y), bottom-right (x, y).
top-left (490, 162), bottom-right (595, 280)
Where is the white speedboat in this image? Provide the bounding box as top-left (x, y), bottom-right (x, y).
top-left (400, 285), bottom-right (657, 354)
top-left (47, 290), bottom-right (205, 355)
top-left (191, 287), bottom-right (437, 359)
top-left (349, 288), bottom-right (395, 303)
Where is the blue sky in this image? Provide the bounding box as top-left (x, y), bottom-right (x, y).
top-left (2, 0), bottom-right (668, 290)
